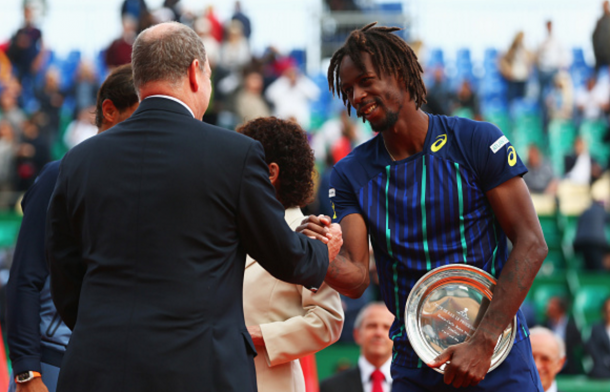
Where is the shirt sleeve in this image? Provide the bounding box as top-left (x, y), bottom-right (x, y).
top-left (260, 282), bottom-right (344, 367)
top-left (466, 121), bottom-right (528, 192)
top-left (329, 163), bottom-right (362, 223)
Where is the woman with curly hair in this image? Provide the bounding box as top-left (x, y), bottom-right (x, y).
top-left (238, 117), bottom-right (344, 392)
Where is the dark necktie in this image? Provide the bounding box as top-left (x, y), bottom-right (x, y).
top-left (371, 369), bottom-right (385, 392)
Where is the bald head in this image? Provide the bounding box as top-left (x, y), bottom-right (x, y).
top-left (132, 22), bottom-right (207, 92)
top-left (530, 327), bottom-right (565, 390)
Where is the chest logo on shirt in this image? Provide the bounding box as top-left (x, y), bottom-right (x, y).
top-left (430, 134), bottom-right (447, 152)
top-left (507, 146), bottom-right (517, 166)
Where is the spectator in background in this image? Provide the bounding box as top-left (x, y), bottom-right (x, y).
top-left (163, 0), bottom-right (182, 22)
top-left (330, 112), bottom-right (359, 163)
top-left (452, 79), bottom-right (480, 120)
top-left (422, 67), bottom-right (451, 115)
top-left (0, 120), bottom-right (17, 207)
top-left (15, 117), bottom-right (50, 192)
top-left (575, 76), bottom-right (609, 122)
top-left (105, 16), bottom-right (137, 69)
top-left (0, 88), bottom-right (27, 137)
top-left (586, 297), bottom-right (610, 379)
top-left (499, 31), bottom-right (533, 102)
top-left (71, 61), bottom-right (100, 118)
top-left (216, 20), bottom-right (252, 124)
top-left (63, 107), bottom-right (97, 149)
top-left (573, 200), bottom-right (610, 271)
top-left (545, 71), bottom-right (574, 123)
top-left (543, 296), bottom-right (583, 375)
top-left (536, 21), bottom-right (569, 105)
top-left (320, 303), bottom-right (394, 392)
top-left (121, 0), bottom-right (150, 33)
top-left (232, 1), bottom-right (251, 40)
top-left (524, 144), bottom-right (558, 195)
top-left (592, 1), bottom-right (610, 72)
top-left (194, 17), bottom-right (220, 68)
top-left (265, 63), bottom-right (320, 130)
top-left (324, 0), bottom-right (360, 11)
top-left (312, 110), bottom-right (370, 166)
top-left (564, 137), bottom-right (602, 184)
top-left (204, 5), bottom-right (224, 43)
top-left (530, 327), bottom-right (566, 392)
top-left (6, 5), bottom-right (43, 82)
top-left (35, 68), bottom-right (64, 143)
top-left (235, 69), bottom-right (270, 125)
top-left (220, 20), bottom-right (251, 76)
top-left (0, 49), bottom-right (14, 86)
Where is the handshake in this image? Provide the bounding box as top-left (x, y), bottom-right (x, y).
top-left (296, 215), bottom-right (343, 263)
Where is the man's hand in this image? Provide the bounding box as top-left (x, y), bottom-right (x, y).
top-left (247, 325), bottom-right (265, 348)
top-left (296, 215), bottom-right (343, 261)
top-left (296, 215), bottom-right (333, 244)
top-left (326, 223), bottom-right (343, 262)
top-left (16, 377), bottom-right (49, 392)
top-left (428, 335), bottom-right (496, 388)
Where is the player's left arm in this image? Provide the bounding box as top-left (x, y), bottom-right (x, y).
top-left (431, 176), bottom-right (547, 387)
top-left (430, 122), bottom-right (547, 387)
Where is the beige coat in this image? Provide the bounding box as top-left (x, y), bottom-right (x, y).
top-left (243, 208), bottom-right (344, 392)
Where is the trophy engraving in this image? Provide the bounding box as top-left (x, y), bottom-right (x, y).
top-left (405, 265), bottom-right (516, 374)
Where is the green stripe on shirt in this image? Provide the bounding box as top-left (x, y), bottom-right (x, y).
top-left (454, 162), bottom-right (468, 263)
top-left (421, 157), bottom-right (432, 270)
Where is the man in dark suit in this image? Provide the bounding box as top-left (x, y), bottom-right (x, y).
top-left (8, 64), bottom-right (139, 392)
top-left (320, 303), bottom-right (394, 392)
top-left (46, 21), bottom-right (342, 392)
top-left (543, 296), bottom-right (583, 375)
top-left (587, 298), bottom-right (610, 379)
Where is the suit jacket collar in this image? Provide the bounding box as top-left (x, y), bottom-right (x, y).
top-left (245, 208), bottom-right (303, 269)
top-left (134, 96), bottom-right (196, 119)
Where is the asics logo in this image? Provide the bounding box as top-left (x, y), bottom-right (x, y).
top-left (431, 134), bottom-right (447, 152)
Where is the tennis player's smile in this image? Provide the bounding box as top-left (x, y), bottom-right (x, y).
top-left (359, 102), bottom-right (379, 119)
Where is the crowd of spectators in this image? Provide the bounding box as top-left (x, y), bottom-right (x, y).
top-left (1, 0), bottom-right (610, 384)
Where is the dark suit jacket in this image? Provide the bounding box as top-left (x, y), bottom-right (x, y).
top-left (46, 97), bottom-right (329, 392)
top-left (545, 317), bottom-right (583, 375)
top-left (587, 322), bottom-right (610, 379)
top-left (319, 367), bottom-right (364, 392)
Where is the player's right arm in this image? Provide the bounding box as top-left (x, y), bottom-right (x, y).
top-left (298, 156), bottom-right (371, 298)
top-left (327, 213), bottom-right (370, 298)
top-left (297, 213), bottom-right (370, 299)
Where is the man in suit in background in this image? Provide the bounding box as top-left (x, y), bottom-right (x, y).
top-left (320, 303), bottom-right (394, 392)
top-left (586, 297), bottom-right (610, 379)
top-left (7, 64), bottom-right (139, 392)
top-left (530, 327), bottom-right (566, 392)
top-left (544, 296), bottom-right (583, 374)
top-left (46, 21), bottom-right (341, 392)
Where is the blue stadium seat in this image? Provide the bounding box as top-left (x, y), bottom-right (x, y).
top-left (570, 64), bottom-right (593, 90)
top-left (289, 49), bottom-right (306, 72)
top-left (572, 48), bottom-right (586, 67)
top-left (427, 48), bottom-right (444, 69)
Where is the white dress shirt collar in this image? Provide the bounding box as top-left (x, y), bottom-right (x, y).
top-left (145, 95), bottom-right (195, 118)
top-left (546, 380), bottom-right (558, 392)
top-left (358, 355), bottom-right (392, 392)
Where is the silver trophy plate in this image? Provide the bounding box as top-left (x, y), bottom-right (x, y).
top-left (405, 264), bottom-right (516, 374)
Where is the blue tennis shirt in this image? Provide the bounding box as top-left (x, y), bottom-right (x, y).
top-left (330, 113), bottom-right (530, 368)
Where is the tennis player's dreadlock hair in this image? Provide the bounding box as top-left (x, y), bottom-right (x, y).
top-left (327, 22), bottom-right (427, 114)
